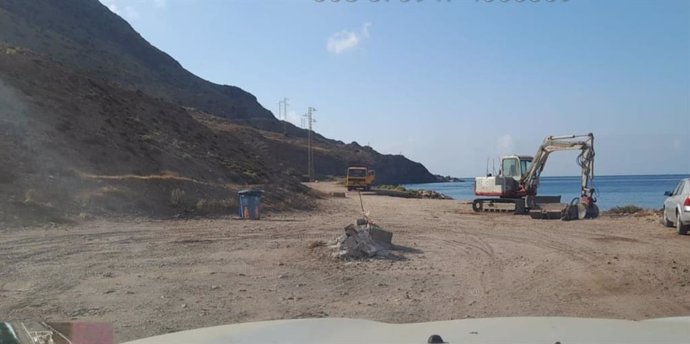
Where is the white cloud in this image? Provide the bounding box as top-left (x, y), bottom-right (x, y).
top-left (108, 4), bottom-right (120, 14)
top-left (496, 134), bottom-right (516, 155)
top-left (326, 23), bottom-right (371, 55)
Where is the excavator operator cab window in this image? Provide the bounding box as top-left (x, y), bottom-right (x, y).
top-left (520, 159), bottom-right (532, 177)
top-left (502, 158), bottom-right (520, 179)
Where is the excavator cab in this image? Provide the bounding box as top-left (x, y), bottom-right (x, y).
top-left (474, 155), bottom-right (533, 201)
top-left (501, 155), bottom-right (533, 180)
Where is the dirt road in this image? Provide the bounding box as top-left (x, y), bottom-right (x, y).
top-left (2, 182), bottom-right (689, 342)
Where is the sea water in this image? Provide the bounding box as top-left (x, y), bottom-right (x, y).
top-left (404, 174), bottom-right (689, 210)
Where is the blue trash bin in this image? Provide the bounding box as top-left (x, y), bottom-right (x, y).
top-left (238, 190), bottom-right (263, 220)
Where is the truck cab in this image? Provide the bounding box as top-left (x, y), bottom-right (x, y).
top-left (346, 167), bottom-right (375, 191)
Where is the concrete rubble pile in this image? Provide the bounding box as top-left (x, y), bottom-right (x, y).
top-left (331, 219), bottom-right (395, 259)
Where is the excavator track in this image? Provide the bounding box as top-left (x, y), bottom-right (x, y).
top-left (472, 198), bottom-right (527, 214)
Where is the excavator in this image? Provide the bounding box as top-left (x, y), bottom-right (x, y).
top-left (472, 133), bottom-right (598, 220)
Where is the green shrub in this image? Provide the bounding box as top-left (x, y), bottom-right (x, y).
top-left (606, 204), bottom-right (644, 214)
top-left (377, 184), bottom-right (407, 192)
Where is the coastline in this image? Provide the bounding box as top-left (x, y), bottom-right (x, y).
top-left (404, 174), bottom-right (688, 210)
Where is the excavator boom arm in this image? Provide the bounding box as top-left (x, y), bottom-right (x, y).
top-left (521, 133), bottom-right (595, 196)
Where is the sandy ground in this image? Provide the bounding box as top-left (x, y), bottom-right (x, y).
top-left (1, 182), bottom-right (689, 342)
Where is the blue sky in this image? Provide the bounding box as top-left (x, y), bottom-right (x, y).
top-left (100, 0), bottom-right (689, 177)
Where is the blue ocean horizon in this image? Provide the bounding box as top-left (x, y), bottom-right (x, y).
top-left (404, 174), bottom-right (689, 211)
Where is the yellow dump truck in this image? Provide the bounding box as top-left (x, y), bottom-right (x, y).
top-left (346, 167), bottom-right (375, 191)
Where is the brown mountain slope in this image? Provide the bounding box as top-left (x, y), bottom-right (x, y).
top-left (0, 0), bottom-right (278, 130)
top-left (0, 45), bottom-right (314, 226)
top-left (193, 113), bottom-right (437, 185)
top-left (0, 44), bottom-right (433, 226)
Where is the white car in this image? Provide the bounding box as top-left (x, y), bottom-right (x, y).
top-left (663, 178), bottom-right (690, 235)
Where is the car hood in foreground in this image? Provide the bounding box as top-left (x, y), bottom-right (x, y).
top-left (123, 316), bottom-right (690, 344)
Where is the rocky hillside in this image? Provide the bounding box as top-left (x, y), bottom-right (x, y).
top-left (0, 45), bottom-right (317, 226)
top-left (0, 0), bottom-right (437, 225)
top-left (0, 0), bottom-right (278, 130)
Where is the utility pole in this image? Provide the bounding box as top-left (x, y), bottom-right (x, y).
top-left (277, 100), bottom-right (283, 120)
top-left (304, 107), bottom-right (316, 181)
top-left (278, 97), bottom-right (288, 135)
